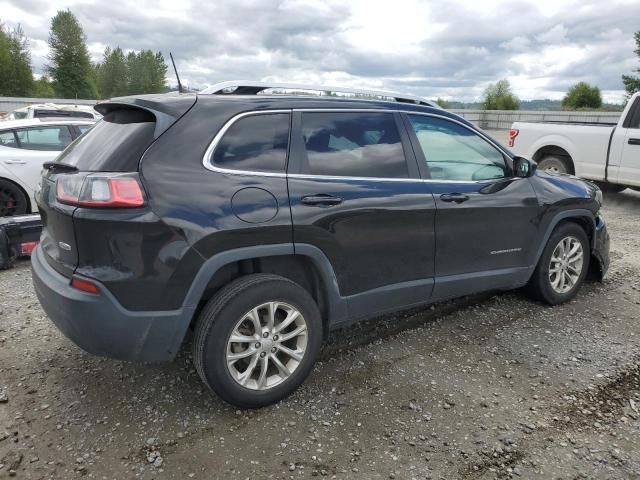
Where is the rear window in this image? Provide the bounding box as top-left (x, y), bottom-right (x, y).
top-left (57, 108), bottom-right (155, 171)
top-left (212, 113), bottom-right (290, 172)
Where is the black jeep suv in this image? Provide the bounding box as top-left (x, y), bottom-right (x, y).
top-left (31, 82), bottom-right (610, 408)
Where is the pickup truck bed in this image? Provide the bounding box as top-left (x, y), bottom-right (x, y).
top-left (510, 93), bottom-right (640, 191)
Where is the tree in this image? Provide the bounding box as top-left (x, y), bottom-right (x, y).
top-left (31, 76), bottom-right (55, 98)
top-left (125, 50), bottom-right (168, 95)
top-left (96, 46), bottom-right (128, 97)
top-left (436, 97), bottom-right (451, 109)
top-left (481, 79), bottom-right (519, 110)
top-left (47, 10), bottom-right (97, 99)
top-left (0, 23), bottom-right (33, 96)
top-left (622, 31), bottom-right (640, 98)
top-left (561, 82), bottom-right (602, 109)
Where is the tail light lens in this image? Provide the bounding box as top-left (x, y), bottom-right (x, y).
top-left (56, 173), bottom-right (145, 208)
top-left (508, 128), bottom-right (519, 147)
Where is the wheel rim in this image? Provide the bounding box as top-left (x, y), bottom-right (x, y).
top-left (548, 236), bottom-right (584, 294)
top-left (545, 165), bottom-right (562, 174)
top-left (0, 185), bottom-right (18, 216)
top-left (226, 301), bottom-right (308, 391)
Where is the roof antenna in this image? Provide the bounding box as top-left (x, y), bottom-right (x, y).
top-left (169, 52), bottom-right (183, 93)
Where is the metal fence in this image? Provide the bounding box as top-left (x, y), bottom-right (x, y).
top-left (0, 97), bottom-right (623, 129)
top-left (450, 109), bottom-right (622, 130)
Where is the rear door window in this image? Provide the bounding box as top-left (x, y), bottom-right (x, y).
top-left (212, 113), bottom-right (290, 172)
top-left (15, 126), bottom-right (74, 151)
top-left (299, 112), bottom-right (408, 178)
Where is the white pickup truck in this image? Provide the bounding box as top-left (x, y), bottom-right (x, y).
top-left (509, 92), bottom-right (640, 192)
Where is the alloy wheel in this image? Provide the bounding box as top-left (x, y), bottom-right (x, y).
top-left (226, 301), bottom-right (308, 390)
top-left (548, 235), bottom-right (584, 294)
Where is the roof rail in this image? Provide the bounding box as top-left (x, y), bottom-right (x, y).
top-left (200, 80), bottom-right (439, 108)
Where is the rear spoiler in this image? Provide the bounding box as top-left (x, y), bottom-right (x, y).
top-left (95, 93), bottom-right (197, 138)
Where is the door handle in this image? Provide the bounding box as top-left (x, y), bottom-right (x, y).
top-left (3, 159), bottom-right (27, 165)
top-left (629, 138), bottom-right (640, 146)
top-left (301, 194), bottom-right (343, 207)
top-left (440, 193), bottom-right (470, 204)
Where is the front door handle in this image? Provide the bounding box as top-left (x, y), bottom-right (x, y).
top-left (629, 138), bottom-right (640, 146)
top-left (301, 194), bottom-right (343, 207)
top-left (440, 193), bottom-right (470, 204)
top-left (3, 159), bottom-right (27, 165)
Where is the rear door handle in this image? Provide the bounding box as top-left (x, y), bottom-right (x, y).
top-left (3, 159), bottom-right (27, 165)
top-left (629, 138), bottom-right (640, 146)
top-left (440, 193), bottom-right (470, 204)
top-left (301, 194), bottom-right (343, 207)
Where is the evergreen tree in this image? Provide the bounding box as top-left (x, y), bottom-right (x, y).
top-left (97, 47), bottom-right (128, 97)
top-left (47, 10), bottom-right (97, 99)
top-left (126, 49), bottom-right (168, 95)
top-left (0, 23), bottom-right (33, 96)
top-left (622, 31), bottom-right (640, 98)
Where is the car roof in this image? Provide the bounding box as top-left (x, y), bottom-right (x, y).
top-left (0, 118), bottom-right (95, 130)
top-left (194, 94), bottom-right (471, 126)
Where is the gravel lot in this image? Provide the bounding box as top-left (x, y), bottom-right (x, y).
top-left (2, 190), bottom-right (640, 480)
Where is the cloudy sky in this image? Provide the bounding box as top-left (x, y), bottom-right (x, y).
top-left (2, 0), bottom-right (639, 102)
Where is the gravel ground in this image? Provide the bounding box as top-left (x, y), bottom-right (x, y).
top-left (2, 190), bottom-right (640, 480)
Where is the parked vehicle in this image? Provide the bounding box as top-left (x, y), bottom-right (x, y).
top-left (509, 92), bottom-right (640, 192)
top-left (7, 103), bottom-right (101, 122)
top-left (0, 119), bottom-right (94, 216)
top-left (31, 82), bottom-right (609, 408)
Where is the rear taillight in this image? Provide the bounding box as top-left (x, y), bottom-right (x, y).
top-left (508, 128), bottom-right (519, 147)
top-left (56, 174), bottom-right (145, 208)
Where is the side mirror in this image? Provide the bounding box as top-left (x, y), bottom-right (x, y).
top-left (513, 156), bottom-right (537, 178)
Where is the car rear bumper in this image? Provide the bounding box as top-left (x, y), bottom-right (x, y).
top-left (31, 245), bottom-right (194, 362)
top-left (592, 213), bottom-right (610, 279)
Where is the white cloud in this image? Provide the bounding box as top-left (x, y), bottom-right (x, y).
top-left (3, 0), bottom-right (639, 103)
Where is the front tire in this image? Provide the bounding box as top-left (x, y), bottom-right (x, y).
top-left (193, 274), bottom-right (323, 408)
top-left (526, 222), bottom-right (590, 305)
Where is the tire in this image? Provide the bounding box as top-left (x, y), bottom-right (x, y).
top-left (537, 156), bottom-right (570, 175)
top-left (594, 181), bottom-right (626, 193)
top-left (525, 222), bottom-right (590, 305)
top-left (193, 274), bottom-right (323, 408)
top-left (0, 179), bottom-right (28, 217)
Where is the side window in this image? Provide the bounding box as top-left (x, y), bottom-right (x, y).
top-left (625, 98), bottom-right (640, 129)
top-left (78, 125), bottom-right (92, 135)
top-left (15, 126), bottom-right (73, 151)
top-left (408, 115), bottom-right (508, 181)
top-left (0, 131), bottom-right (18, 149)
top-left (213, 113), bottom-right (290, 172)
top-left (300, 112), bottom-right (408, 178)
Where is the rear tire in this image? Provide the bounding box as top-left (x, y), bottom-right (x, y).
top-left (538, 156), bottom-right (570, 175)
top-left (193, 274), bottom-right (323, 408)
top-left (0, 179), bottom-right (28, 217)
top-left (525, 222), bottom-right (590, 305)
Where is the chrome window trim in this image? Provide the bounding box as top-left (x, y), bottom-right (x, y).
top-left (202, 108), bottom-right (514, 184)
top-left (202, 109), bottom-right (291, 178)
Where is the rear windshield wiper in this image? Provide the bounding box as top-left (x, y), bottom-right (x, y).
top-left (43, 161), bottom-right (78, 173)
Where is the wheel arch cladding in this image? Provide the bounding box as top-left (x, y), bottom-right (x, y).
top-left (169, 244), bottom-right (348, 355)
